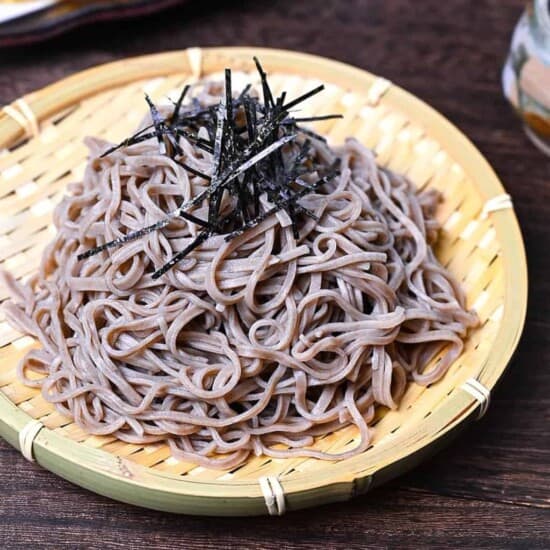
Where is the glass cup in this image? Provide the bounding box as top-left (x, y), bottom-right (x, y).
top-left (502, 0), bottom-right (550, 155)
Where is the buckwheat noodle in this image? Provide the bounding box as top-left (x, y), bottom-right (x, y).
top-left (1, 99), bottom-right (477, 469)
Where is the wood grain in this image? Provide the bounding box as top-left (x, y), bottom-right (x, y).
top-left (0, 0), bottom-right (548, 547)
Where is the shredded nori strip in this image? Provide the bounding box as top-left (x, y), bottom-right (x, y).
top-left (79, 58), bottom-right (342, 275)
top-left (171, 84), bottom-right (191, 126)
top-left (145, 94), bottom-right (168, 156)
top-left (254, 57), bottom-right (274, 110)
top-left (178, 210), bottom-right (211, 229)
top-left (152, 230), bottom-right (210, 279)
top-left (174, 159), bottom-right (211, 181)
top-left (283, 114), bottom-right (343, 123)
top-left (282, 85), bottom-right (325, 111)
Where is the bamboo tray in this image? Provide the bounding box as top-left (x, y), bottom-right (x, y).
top-left (0, 48), bottom-right (527, 516)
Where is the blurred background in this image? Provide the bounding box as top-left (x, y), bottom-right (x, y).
top-left (0, 1), bottom-right (548, 548)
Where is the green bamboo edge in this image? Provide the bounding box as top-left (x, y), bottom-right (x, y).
top-left (0, 47), bottom-right (528, 516)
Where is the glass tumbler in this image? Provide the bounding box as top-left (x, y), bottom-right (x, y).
top-left (502, 0), bottom-right (550, 155)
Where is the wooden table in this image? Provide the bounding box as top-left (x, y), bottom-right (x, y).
top-left (1, 1), bottom-right (548, 548)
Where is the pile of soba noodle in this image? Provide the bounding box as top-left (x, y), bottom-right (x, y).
top-left (1, 86), bottom-right (477, 469)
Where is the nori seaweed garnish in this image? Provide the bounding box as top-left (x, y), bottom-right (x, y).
top-left (78, 58), bottom-right (341, 276)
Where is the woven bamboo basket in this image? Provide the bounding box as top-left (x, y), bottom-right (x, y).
top-left (0, 48), bottom-right (527, 516)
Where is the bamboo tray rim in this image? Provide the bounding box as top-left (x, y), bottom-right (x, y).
top-left (0, 47), bottom-right (528, 515)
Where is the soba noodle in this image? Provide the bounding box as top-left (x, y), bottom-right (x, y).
top-left (1, 93), bottom-right (477, 469)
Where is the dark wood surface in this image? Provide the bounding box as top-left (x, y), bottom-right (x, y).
top-left (1, 1), bottom-right (549, 548)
